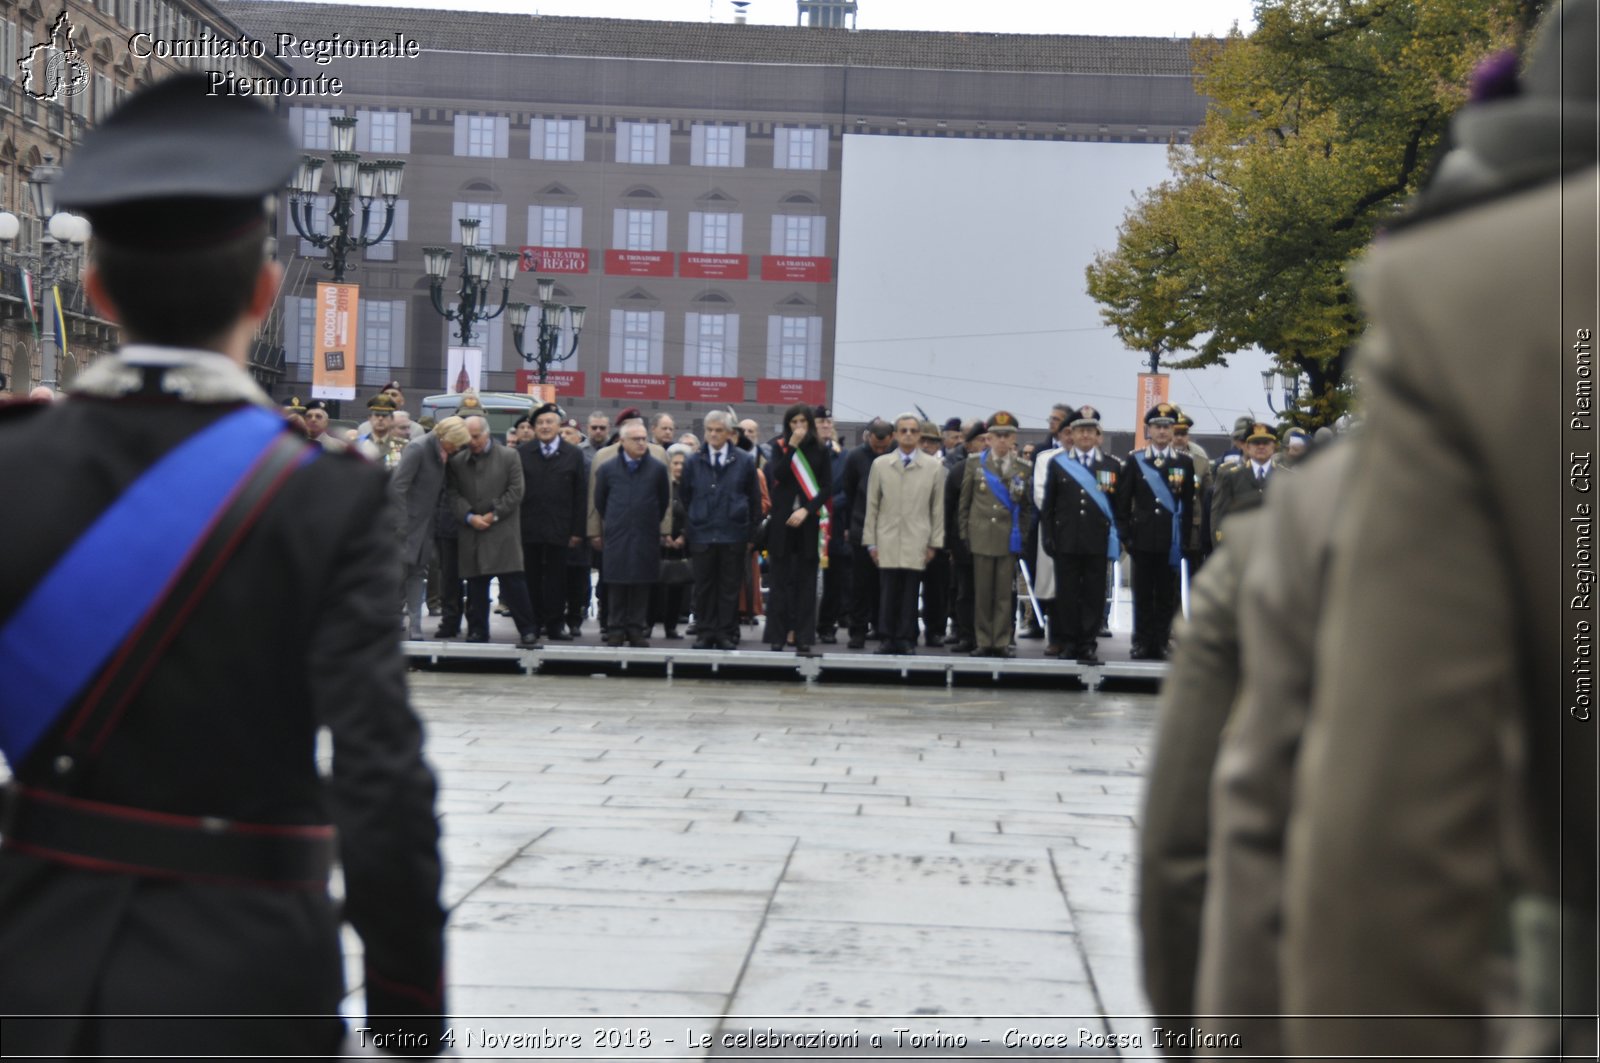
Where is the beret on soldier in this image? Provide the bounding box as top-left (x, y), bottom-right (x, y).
top-left (941, 417), bottom-right (963, 433)
top-left (305, 399), bottom-right (330, 414)
top-left (616, 407), bottom-right (644, 425)
top-left (813, 405), bottom-right (832, 420)
top-left (54, 74), bottom-right (296, 250)
top-left (532, 402), bottom-right (562, 421)
top-left (964, 420), bottom-right (989, 443)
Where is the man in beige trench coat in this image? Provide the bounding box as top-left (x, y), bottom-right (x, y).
top-left (863, 412), bottom-right (946, 655)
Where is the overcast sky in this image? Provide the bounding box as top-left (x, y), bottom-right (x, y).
top-left (318, 0), bottom-right (1260, 38)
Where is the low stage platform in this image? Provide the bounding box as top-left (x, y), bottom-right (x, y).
top-left (404, 618), bottom-right (1167, 690)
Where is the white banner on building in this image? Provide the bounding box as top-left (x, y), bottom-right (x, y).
top-left (446, 347), bottom-right (483, 394)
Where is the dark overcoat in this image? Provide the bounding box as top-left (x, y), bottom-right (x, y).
top-left (765, 436), bottom-right (833, 562)
top-left (517, 437), bottom-right (587, 546)
top-left (447, 439), bottom-right (524, 578)
top-left (1115, 447), bottom-right (1197, 555)
top-left (0, 351), bottom-right (445, 1059)
top-left (593, 454), bottom-right (670, 584)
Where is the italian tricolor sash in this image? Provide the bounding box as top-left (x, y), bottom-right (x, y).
top-left (792, 447), bottom-right (829, 569)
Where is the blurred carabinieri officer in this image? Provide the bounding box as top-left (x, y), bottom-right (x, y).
top-left (1115, 402), bottom-right (1195, 661)
top-left (0, 75), bottom-right (446, 1058)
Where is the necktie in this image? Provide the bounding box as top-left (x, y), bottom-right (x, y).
top-left (544, 444), bottom-right (556, 458)
top-left (903, 454), bottom-right (912, 469)
top-left (1256, 467), bottom-right (1265, 483)
top-left (715, 453), bottom-right (722, 469)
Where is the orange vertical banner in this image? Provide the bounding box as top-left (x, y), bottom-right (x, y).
top-left (1133, 372), bottom-right (1170, 450)
top-left (311, 282), bottom-right (359, 401)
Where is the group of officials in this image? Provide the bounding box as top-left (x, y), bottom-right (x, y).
top-left (374, 391), bottom-right (1294, 665)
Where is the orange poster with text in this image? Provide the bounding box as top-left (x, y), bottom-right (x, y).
top-left (1133, 373), bottom-right (1170, 451)
top-left (311, 282), bottom-right (359, 401)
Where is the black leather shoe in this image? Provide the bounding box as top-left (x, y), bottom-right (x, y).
top-left (1077, 651), bottom-right (1102, 666)
top-left (629, 637), bottom-right (650, 648)
top-left (604, 632), bottom-right (626, 647)
top-left (519, 633), bottom-right (543, 649)
top-left (818, 632), bottom-right (838, 644)
top-left (465, 630), bottom-right (488, 643)
top-left (846, 636), bottom-right (866, 650)
top-left (768, 644), bottom-right (785, 653)
top-left (433, 625), bottom-right (459, 639)
top-left (547, 630), bottom-right (573, 641)
top-left (795, 644), bottom-right (813, 656)
top-left (951, 640), bottom-right (977, 654)
top-left (714, 638), bottom-right (737, 651)
top-left (873, 643), bottom-right (897, 655)
top-left (692, 638), bottom-right (716, 650)
top-left (663, 628), bottom-right (682, 640)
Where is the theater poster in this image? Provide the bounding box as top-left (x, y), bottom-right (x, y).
top-left (447, 347), bottom-right (483, 394)
top-left (311, 282), bottom-right (358, 401)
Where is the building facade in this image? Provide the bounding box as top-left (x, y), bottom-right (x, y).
top-left (223, 0), bottom-right (1207, 423)
top-left (0, 0), bottom-right (288, 394)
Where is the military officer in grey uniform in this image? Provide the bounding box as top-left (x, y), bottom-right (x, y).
top-left (1209, 421), bottom-right (1279, 545)
top-left (958, 410), bottom-right (1031, 657)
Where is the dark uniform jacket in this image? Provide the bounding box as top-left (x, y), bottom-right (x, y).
top-left (765, 436), bottom-right (833, 562)
top-left (517, 436), bottom-right (587, 546)
top-left (1039, 449), bottom-right (1123, 557)
top-left (1115, 447), bottom-right (1197, 554)
top-left (0, 349), bottom-right (445, 1058)
top-left (593, 454), bottom-right (670, 583)
top-left (944, 455), bottom-right (972, 563)
top-left (835, 442), bottom-right (881, 545)
top-left (1209, 460), bottom-right (1276, 544)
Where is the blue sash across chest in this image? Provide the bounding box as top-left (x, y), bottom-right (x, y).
top-left (1132, 452), bottom-right (1183, 569)
top-left (1052, 452), bottom-right (1120, 560)
top-left (979, 450), bottom-right (1023, 554)
top-left (0, 407), bottom-right (308, 766)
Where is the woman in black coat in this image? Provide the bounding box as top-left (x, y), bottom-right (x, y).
top-left (763, 403), bottom-right (833, 653)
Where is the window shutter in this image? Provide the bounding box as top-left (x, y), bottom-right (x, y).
top-left (771, 215), bottom-right (785, 255)
top-left (609, 309), bottom-right (624, 371)
top-left (774, 127), bottom-right (790, 169)
top-left (652, 210), bottom-right (669, 251)
top-left (451, 202), bottom-right (465, 243)
top-left (684, 311), bottom-right (701, 374)
top-left (687, 212), bottom-right (704, 254)
top-left (807, 316), bottom-right (823, 378)
top-left (725, 314), bottom-right (741, 377)
top-left (529, 118), bottom-right (546, 160)
top-left (453, 115), bottom-right (468, 155)
top-left (654, 123), bottom-right (670, 165)
top-left (615, 122), bottom-right (629, 163)
top-left (727, 214), bottom-right (744, 254)
top-left (288, 106), bottom-right (306, 147)
top-left (810, 216), bottom-right (826, 256)
top-left (354, 112), bottom-right (371, 152)
top-left (396, 114), bottom-right (411, 155)
top-left (815, 131), bottom-right (830, 170)
top-left (494, 117), bottom-right (509, 158)
top-left (484, 315), bottom-right (504, 373)
top-left (391, 199), bottom-right (410, 241)
top-left (766, 316), bottom-right (782, 378)
top-left (650, 311), bottom-right (666, 373)
top-left (731, 127), bottom-right (747, 168)
top-left (612, 208), bottom-right (627, 247)
top-left (690, 125), bottom-right (705, 166)
top-left (567, 206), bottom-right (583, 248)
top-left (527, 206), bottom-right (540, 245)
top-left (390, 301), bottom-right (408, 368)
top-left (570, 120), bottom-right (585, 162)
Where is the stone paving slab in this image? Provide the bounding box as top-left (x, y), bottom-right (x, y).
top-left (348, 673), bottom-right (1164, 1055)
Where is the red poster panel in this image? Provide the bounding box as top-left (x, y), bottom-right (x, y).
top-left (760, 256), bottom-right (833, 283)
top-left (1133, 372), bottom-right (1170, 451)
top-left (756, 379), bottom-right (827, 406)
top-left (679, 253), bottom-right (749, 280)
top-left (601, 373), bottom-right (671, 400)
top-left (515, 370), bottom-right (587, 395)
top-left (519, 247), bottom-right (590, 274)
top-left (675, 376), bottom-right (744, 402)
top-left (604, 250), bottom-right (674, 277)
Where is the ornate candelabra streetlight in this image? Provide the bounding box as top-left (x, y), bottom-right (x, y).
top-left (0, 155), bottom-right (92, 390)
top-left (1262, 368), bottom-right (1304, 416)
top-left (286, 114), bottom-right (404, 283)
top-left (507, 275), bottom-right (586, 384)
top-left (421, 217), bottom-right (520, 346)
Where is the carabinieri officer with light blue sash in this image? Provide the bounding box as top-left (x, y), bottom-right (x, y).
top-left (1039, 406), bottom-right (1124, 665)
top-left (1115, 402), bottom-right (1196, 661)
top-left (0, 75), bottom-right (446, 1058)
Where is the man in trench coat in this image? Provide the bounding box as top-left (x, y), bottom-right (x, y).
top-left (448, 414), bottom-right (539, 647)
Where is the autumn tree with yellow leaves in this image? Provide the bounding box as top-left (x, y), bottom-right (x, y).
top-left (1086, 0), bottom-right (1541, 425)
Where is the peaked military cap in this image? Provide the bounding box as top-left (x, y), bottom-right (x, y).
top-left (1173, 410), bottom-right (1195, 430)
top-left (812, 405), bottom-right (832, 420)
top-left (282, 395), bottom-right (307, 414)
top-left (455, 391), bottom-right (484, 415)
top-left (1068, 406), bottom-right (1103, 430)
top-left (987, 411), bottom-right (1019, 433)
top-left (367, 394), bottom-right (398, 413)
top-left (1144, 402), bottom-right (1179, 426)
top-left (54, 74), bottom-right (296, 250)
top-left (1245, 422), bottom-right (1277, 443)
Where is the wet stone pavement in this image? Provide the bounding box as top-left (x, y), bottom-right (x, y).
top-left (341, 674), bottom-right (1163, 1059)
